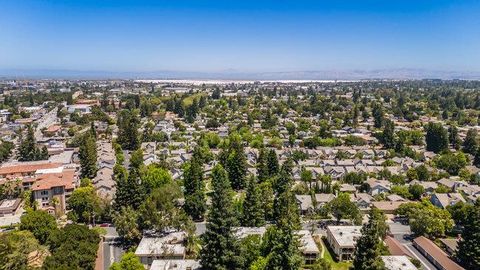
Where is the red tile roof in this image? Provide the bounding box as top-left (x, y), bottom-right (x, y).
top-left (0, 162), bottom-right (62, 176)
top-left (385, 236), bottom-right (413, 258)
top-left (31, 169), bottom-right (76, 191)
top-left (413, 236), bottom-right (464, 270)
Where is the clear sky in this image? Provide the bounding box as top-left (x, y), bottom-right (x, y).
top-left (1, 0), bottom-right (480, 73)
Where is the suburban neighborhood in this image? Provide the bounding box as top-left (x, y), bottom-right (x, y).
top-left (0, 79), bottom-right (480, 270)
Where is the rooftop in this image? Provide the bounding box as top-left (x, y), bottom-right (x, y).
top-left (327, 226), bottom-right (362, 247)
top-left (381, 256), bottom-right (417, 270)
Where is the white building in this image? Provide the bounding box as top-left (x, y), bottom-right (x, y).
top-left (381, 256), bottom-right (418, 270)
top-left (135, 232), bottom-right (186, 267)
top-left (326, 226), bottom-right (362, 261)
top-left (150, 260), bottom-right (200, 270)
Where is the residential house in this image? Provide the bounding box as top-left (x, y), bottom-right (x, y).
top-left (381, 256), bottom-right (417, 270)
top-left (150, 260), bottom-right (200, 270)
top-left (135, 232), bottom-right (187, 267)
top-left (430, 193), bottom-right (466, 209)
top-left (297, 230), bottom-right (320, 265)
top-left (326, 226), bottom-right (362, 261)
top-left (413, 236), bottom-right (464, 270)
top-left (32, 168), bottom-right (77, 215)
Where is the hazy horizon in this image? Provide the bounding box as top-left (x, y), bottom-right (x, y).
top-left (2, 1), bottom-right (480, 75)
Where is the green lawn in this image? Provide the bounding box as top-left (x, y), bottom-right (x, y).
top-left (320, 238), bottom-right (352, 270)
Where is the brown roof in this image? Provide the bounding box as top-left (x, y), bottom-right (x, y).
top-left (46, 125), bottom-right (61, 133)
top-left (371, 201), bottom-right (408, 211)
top-left (31, 169), bottom-right (76, 191)
top-left (385, 236), bottom-right (413, 258)
top-left (0, 162), bottom-right (62, 176)
top-left (413, 236), bottom-right (464, 270)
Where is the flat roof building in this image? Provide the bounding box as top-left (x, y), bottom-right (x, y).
top-left (381, 256), bottom-right (417, 270)
top-left (326, 226), bottom-right (362, 261)
top-left (135, 232), bottom-right (187, 267)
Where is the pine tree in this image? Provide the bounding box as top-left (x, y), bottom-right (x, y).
top-left (266, 149), bottom-right (279, 177)
top-left (225, 134), bottom-right (248, 190)
top-left (449, 125), bottom-right (461, 150)
top-left (114, 165), bottom-right (145, 211)
top-left (457, 201), bottom-right (480, 269)
top-left (18, 125), bottom-right (38, 161)
top-left (372, 102), bottom-right (384, 128)
top-left (273, 158), bottom-right (294, 195)
top-left (117, 109), bottom-right (140, 151)
top-left (425, 122), bottom-right (449, 153)
top-left (90, 122), bottom-right (97, 138)
top-left (474, 147), bottom-right (480, 167)
top-left (183, 158), bottom-right (206, 221)
top-left (256, 148), bottom-right (269, 182)
top-left (241, 177), bottom-right (265, 227)
top-left (263, 182), bottom-right (302, 269)
top-left (352, 208), bottom-right (387, 270)
top-left (200, 164), bottom-right (240, 270)
top-left (382, 119), bottom-right (395, 149)
top-left (463, 129), bottom-right (478, 155)
top-left (79, 132), bottom-right (98, 179)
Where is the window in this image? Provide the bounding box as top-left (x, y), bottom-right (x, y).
top-left (41, 190), bottom-right (49, 195)
top-left (53, 186), bottom-right (63, 195)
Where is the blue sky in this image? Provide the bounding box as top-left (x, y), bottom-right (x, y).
top-left (1, 0), bottom-right (480, 73)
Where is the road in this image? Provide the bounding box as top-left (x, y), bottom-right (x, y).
top-left (35, 107), bottom-right (58, 141)
top-left (388, 222), bottom-right (436, 270)
top-left (102, 227), bottom-right (125, 270)
top-left (404, 242), bottom-right (436, 270)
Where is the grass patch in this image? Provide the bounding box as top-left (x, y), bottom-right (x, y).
top-left (321, 237), bottom-right (352, 270)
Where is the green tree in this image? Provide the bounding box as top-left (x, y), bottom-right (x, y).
top-left (141, 164), bottom-right (172, 193)
top-left (463, 129), bottom-right (478, 155)
top-left (117, 109), bottom-right (140, 150)
top-left (0, 230), bottom-right (49, 270)
top-left (67, 182), bottom-right (101, 224)
top-left (44, 224), bottom-right (100, 270)
top-left (474, 147), bottom-right (480, 167)
top-left (456, 201), bottom-right (480, 269)
top-left (139, 183), bottom-right (191, 233)
top-left (447, 201), bottom-right (472, 228)
top-left (20, 210), bottom-right (57, 244)
top-left (396, 200), bottom-right (453, 238)
top-left (224, 134), bottom-right (248, 190)
top-left (382, 119), bottom-right (395, 149)
top-left (129, 148), bottom-right (144, 171)
top-left (435, 151), bottom-right (467, 175)
top-left (200, 164), bottom-right (240, 270)
top-left (266, 148), bottom-right (279, 177)
top-left (449, 125), bottom-right (461, 150)
top-left (408, 184), bottom-right (425, 201)
top-left (327, 193), bottom-right (361, 224)
top-left (238, 235), bottom-right (263, 269)
top-left (425, 122), bottom-right (449, 153)
top-left (79, 132), bottom-right (98, 179)
top-left (372, 102), bottom-right (384, 128)
top-left (113, 206), bottom-right (141, 247)
top-left (110, 252), bottom-right (144, 270)
top-left (352, 208), bottom-right (387, 270)
top-left (18, 125), bottom-right (47, 161)
top-left (241, 177), bottom-right (265, 227)
top-left (183, 157), bottom-right (206, 221)
top-left (256, 148), bottom-right (269, 182)
top-left (114, 166), bottom-right (145, 210)
top-left (262, 191), bottom-right (303, 270)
